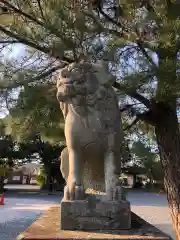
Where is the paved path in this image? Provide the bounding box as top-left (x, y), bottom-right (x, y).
top-left (4, 184), bottom-right (40, 191)
top-left (0, 191), bottom-right (175, 240)
top-left (127, 191), bottom-right (175, 239)
top-left (0, 194), bottom-right (60, 240)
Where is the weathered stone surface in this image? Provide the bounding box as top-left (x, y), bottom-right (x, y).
top-left (60, 197), bottom-right (131, 230)
top-left (56, 61), bottom-right (126, 201)
top-left (17, 206), bottom-right (172, 240)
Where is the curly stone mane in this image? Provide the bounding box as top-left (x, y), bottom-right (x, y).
top-left (56, 61), bottom-right (119, 129)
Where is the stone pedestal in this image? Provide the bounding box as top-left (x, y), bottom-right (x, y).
top-left (17, 205), bottom-right (173, 240)
top-left (60, 197), bottom-right (131, 231)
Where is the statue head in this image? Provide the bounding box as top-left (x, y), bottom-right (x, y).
top-left (56, 60), bottom-right (115, 104)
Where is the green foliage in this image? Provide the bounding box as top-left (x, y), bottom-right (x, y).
top-left (0, 0), bottom-right (178, 169)
top-left (0, 132), bottom-right (65, 191)
top-left (0, 164), bottom-right (10, 177)
top-left (0, 120), bottom-right (6, 137)
top-left (0, 1), bottom-right (179, 97)
top-left (36, 167), bottom-right (45, 188)
top-left (0, 1), bottom-right (179, 146)
top-left (0, 0), bottom-right (102, 142)
top-left (131, 141), bottom-right (156, 163)
top-left (0, 0), bottom-right (179, 138)
top-left (8, 84), bottom-right (65, 143)
top-left (0, 0), bottom-right (179, 195)
top-left (131, 140), bottom-right (163, 182)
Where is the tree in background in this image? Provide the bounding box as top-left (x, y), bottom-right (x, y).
top-left (0, 119), bottom-right (65, 191)
top-left (18, 136), bottom-right (65, 191)
top-left (1, 1), bottom-right (180, 237)
top-left (1, 82), bottom-right (66, 191)
top-left (131, 140), bottom-right (163, 188)
top-left (36, 167), bottom-right (45, 189)
top-left (0, 121), bottom-right (15, 192)
top-left (4, 84), bottom-right (65, 143)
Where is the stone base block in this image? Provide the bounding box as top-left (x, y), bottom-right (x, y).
top-left (16, 206), bottom-right (172, 240)
top-left (60, 198), bottom-right (131, 230)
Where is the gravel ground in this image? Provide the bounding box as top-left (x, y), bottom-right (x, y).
top-left (0, 190), bottom-right (175, 240)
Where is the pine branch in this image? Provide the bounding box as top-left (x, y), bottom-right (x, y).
top-left (113, 82), bottom-right (151, 109)
top-left (36, 0), bottom-right (45, 20)
top-left (0, 0), bottom-right (75, 48)
top-left (123, 117), bottom-right (140, 131)
top-left (1, 0), bottom-right (43, 26)
top-left (136, 40), bottom-right (157, 69)
top-left (2, 64), bottom-right (66, 90)
top-left (0, 25), bottom-right (53, 55)
top-left (123, 108), bottom-right (155, 131)
top-left (0, 25), bottom-right (74, 62)
top-left (144, 1), bottom-right (155, 13)
top-left (166, 0), bottom-right (172, 8)
top-left (83, 10), bottom-right (123, 37)
top-left (120, 103), bottom-right (142, 113)
top-left (0, 40), bottom-right (19, 43)
top-left (140, 1), bottom-right (161, 26)
top-left (120, 104), bottom-right (134, 113)
top-left (0, 5), bottom-right (8, 13)
top-left (98, 5), bottom-right (124, 33)
top-left (97, 4), bottom-right (158, 68)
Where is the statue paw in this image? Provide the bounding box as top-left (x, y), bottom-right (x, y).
top-left (107, 186), bottom-right (126, 201)
top-left (64, 184), bottom-right (85, 200)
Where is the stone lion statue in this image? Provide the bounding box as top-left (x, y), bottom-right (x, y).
top-left (56, 60), bottom-right (125, 201)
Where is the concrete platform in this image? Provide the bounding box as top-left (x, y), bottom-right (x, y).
top-left (60, 199), bottom-right (131, 230)
top-left (17, 206), bottom-right (172, 240)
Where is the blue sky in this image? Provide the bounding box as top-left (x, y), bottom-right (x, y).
top-left (8, 44), bottom-right (25, 59)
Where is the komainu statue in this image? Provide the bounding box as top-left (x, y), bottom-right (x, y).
top-left (56, 60), bottom-right (125, 201)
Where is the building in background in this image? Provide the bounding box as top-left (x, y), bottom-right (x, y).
top-left (6, 163), bottom-right (42, 184)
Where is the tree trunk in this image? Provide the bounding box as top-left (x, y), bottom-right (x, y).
top-left (148, 169), bottom-right (154, 189)
top-left (155, 104), bottom-right (180, 240)
top-left (42, 164), bottom-right (52, 192)
top-left (132, 174), bottom-right (136, 188)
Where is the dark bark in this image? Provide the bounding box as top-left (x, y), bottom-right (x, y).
top-left (42, 164), bottom-right (53, 192)
top-left (26, 175), bottom-right (31, 184)
top-left (132, 174), bottom-right (136, 188)
top-left (148, 168), bottom-right (154, 188)
top-left (154, 102), bottom-right (180, 240)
